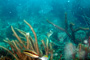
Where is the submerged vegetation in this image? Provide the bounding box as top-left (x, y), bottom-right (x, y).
top-left (47, 13), bottom-right (90, 60)
top-left (47, 13), bottom-right (90, 44)
top-left (0, 0), bottom-right (90, 60)
top-left (0, 20), bottom-right (54, 60)
top-left (0, 13), bottom-right (90, 60)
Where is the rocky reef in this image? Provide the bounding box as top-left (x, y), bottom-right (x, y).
top-left (0, 14), bottom-right (90, 60)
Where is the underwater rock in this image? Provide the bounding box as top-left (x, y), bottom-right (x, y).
top-left (0, 42), bottom-right (9, 47)
top-left (0, 49), bottom-right (14, 60)
top-left (50, 31), bottom-right (68, 46)
top-left (57, 32), bottom-right (67, 43)
top-left (6, 26), bottom-right (15, 40)
top-left (75, 30), bottom-right (86, 41)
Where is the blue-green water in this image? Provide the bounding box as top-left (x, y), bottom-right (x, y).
top-left (0, 0), bottom-right (90, 60)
